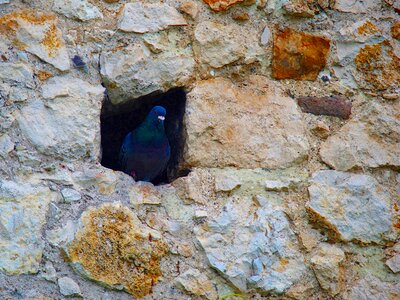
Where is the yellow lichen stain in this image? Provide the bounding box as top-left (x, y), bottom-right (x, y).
top-left (354, 41), bottom-right (400, 90)
top-left (37, 70), bottom-right (53, 81)
top-left (42, 24), bottom-right (62, 58)
top-left (0, 10), bottom-right (63, 56)
top-left (68, 204), bottom-right (168, 298)
top-left (274, 258), bottom-right (289, 273)
top-left (357, 20), bottom-right (379, 35)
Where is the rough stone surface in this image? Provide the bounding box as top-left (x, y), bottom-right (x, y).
top-left (260, 25), bottom-right (271, 45)
top-left (386, 254), bottom-right (400, 273)
top-left (310, 244), bottom-right (345, 295)
top-left (320, 101), bottom-right (400, 171)
top-left (354, 41), bottom-right (400, 91)
top-left (58, 277), bottom-right (82, 297)
top-left (118, 2), bottom-right (187, 33)
top-left (0, 62), bottom-right (34, 87)
top-left (194, 21), bottom-right (263, 68)
top-left (0, 180), bottom-right (57, 274)
top-left (53, 0), bottom-right (103, 21)
top-left (307, 171), bottom-right (396, 244)
top-left (392, 22), bottom-right (400, 40)
top-left (16, 76), bottom-right (105, 160)
top-left (214, 173), bottom-right (241, 192)
top-left (61, 188), bottom-right (81, 203)
top-left (272, 28), bottom-right (330, 80)
top-left (264, 178), bottom-right (301, 191)
top-left (297, 96), bottom-right (352, 119)
top-left (184, 76), bottom-right (309, 169)
top-left (66, 202), bottom-right (168, 298)
top-left (100, 44), bottom-right (195, 104)
top-left (203, 0), bottom-right (244, 12)
top-left (334, 0), bottom-right (379, 13)
top-left (179, 1), bottom-right (199, 18)
top-left (0, 10), bottom-right (70, 71)
top-left (348, 275), bottom-right (400, 300)
top-left (0, 134), bottom-right (14, 157)
top-left (196, 195), bottom-right (307, 293)
top-left (175, 269), bottom-right (218, 299)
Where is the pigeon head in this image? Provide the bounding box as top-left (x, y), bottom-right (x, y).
top-left (146, 106), bottom-right (167, 127)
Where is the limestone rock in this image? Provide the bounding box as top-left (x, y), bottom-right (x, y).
top-left (260, 26), bottom-right (271, 45)
top-left (283, 0), bottom-right (316, 17)
top-left (53, 0), bottom-right (103, 21)
top-left (172, 169), bottom-right (214, 204)
top-left (0, 134), bottom-right (14, 157)
top-left (196, 195), bottom-right (307, 293)
top-left (272, 28), bottom-right (330, 80)
top-left (129, 181), bottom-right (162, 206)
top-left (72, 166), bottom-right (119, 195)
top-left (264, 178), bottom-right (301, 191)
top-left (16, 76), bottom-right (105, 160)
top-left (194, 21), bottom-right (263, 68)
top-left (58, 277), bottom-right (82, 297)
top-left (175, 269), bottom-right (218, 300)
top-left (307, 170), bottom-right (396, 244)
top-left (354, 41), bottom-right (400, 91)
top-left (386, 254), bottom-right (400, 273)
top-left (179, 1), bottom-right (199, 18)
top-left (65, 202), bottom-right (168, 298)
top-left (61, 188), bottom-right (81, 203)
top-left (214, 173), bottom-right (241, 192)
top-left (0, 10), bottom-right (70, 71)
top-left (334, 0), bottom-right (379, 13)
top-left (203, 0), bottom-right (244, 12)
top-left (184, 76), bottom-right (309, 169)
top-left (392, 22), bottom-right (400, 40)
top-left (118, 2), bottom-right (187, 33)
top-left (100, 44), bottom-right (195, 104)
top-left (0, 180), bottom-right (57, 274)
top-left (348, 275), bottom-right (400, 299)
top-left (320, 101), bottom-right (400, 171)
top-left (41, 261), bottom-right (57, 283)
top-left (0, 62), bottom-right (34, 87)
top-left (339, 19), bottom-right (381, 43)
top-left (310, 244), bottom-right (345, 295)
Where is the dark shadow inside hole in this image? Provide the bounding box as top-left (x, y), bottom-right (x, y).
top-left (100, 88), bottom-right (189, 185)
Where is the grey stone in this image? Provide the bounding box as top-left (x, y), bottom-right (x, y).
top-left (61, 188), bottom-right (81, 203)
top-left (0, 62), bottom-right (34, 87)
top-left (196, 195), bottom-right (306, 293)
top-left (53, 0), bottom-right (103, 21)
top-left (58, 276), bottom-right (82, 297)
top-left (214, 173), bottom-right (241, 192)
top-left (0, 134), bottom-right (14, 157)
top-left (118, 2), bottom-right (187, 33)
top-left (17, 76), bottom-right (104, 160)
top-left (100, 44), bottom-right (195, 104)
top-left (334, 0), bottom-right (379, 13)
top-left (264, 178), bottom-right (301, 191)
top-left (348, 275), bottom-right (400, 300)
top-left (41, 261), bottom-right (57, 283)
top-left (0, 179), bottom-right (57, 274)
top-left (386, 254), bottom-right (400, 273)
top-left (260, 26), bottom-right (271, 45)
top-left (307, 170), bottom-right (396, 244)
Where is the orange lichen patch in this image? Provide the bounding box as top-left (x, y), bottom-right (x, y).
top-left (357, 20), bottom-right (379, 35)
top-left (391, 22), bottom-right (400, 40)
top-left (68, 203), bottom-right (168, 298)
top-left (354, 41), bottom-right (400, 90)
top-left (36, 70), bottom-right (53, 81)
top-left (203, 0), bottom-right (244, 12)
top-left (272, 28), bottom-right (331, 80)
top-left (306, 206), bottom-right (342, 241)
top-left (42, 24), bottom-right (63, 57)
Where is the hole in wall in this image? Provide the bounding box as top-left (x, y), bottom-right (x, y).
top-left (100, 88), bottom-right (189, 185)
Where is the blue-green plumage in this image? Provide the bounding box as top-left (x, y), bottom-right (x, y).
top-left (119, 106), bottom-right (170, 181)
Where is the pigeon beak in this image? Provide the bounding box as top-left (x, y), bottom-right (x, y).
top-left (158, 116), bottom-right (165, 121)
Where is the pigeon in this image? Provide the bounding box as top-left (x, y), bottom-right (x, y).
top-left (118, 106), bottom-right (170, 182)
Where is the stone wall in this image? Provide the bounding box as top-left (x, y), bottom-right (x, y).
top-left (0, 0), bottom-right (399, 299)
